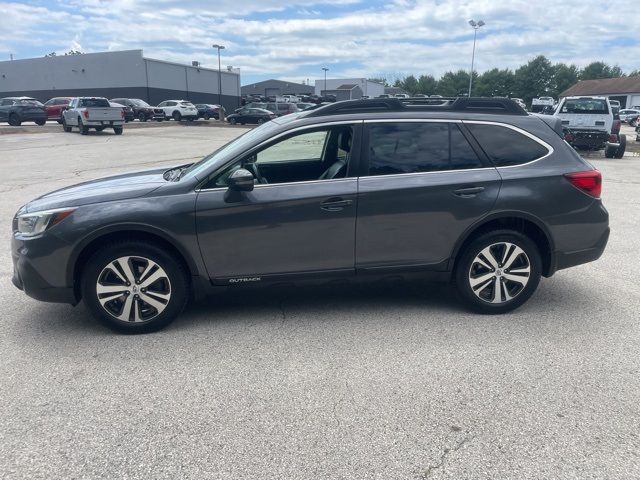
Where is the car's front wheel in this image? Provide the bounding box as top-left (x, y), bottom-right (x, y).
top-left (455, 230), bottom-right (541, 314)
top-left (81, 242), bottom-right (189, 333)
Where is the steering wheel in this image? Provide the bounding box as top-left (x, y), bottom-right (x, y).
top-left (247, 162), bottom-right (267, 184)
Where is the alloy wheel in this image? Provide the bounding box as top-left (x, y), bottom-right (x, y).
top-left (468, 242), bottom-right (531, 304)
top-left (96, 256), bottom-right (171, 322)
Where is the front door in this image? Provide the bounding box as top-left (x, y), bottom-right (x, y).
top-left (356, 121), bottom-right (501, 271)
top-left (196, 123), bottom-right (361, 283)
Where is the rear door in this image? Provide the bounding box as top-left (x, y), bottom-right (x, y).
top-left (355, 120), bottom-right (501, 271)
top-left (556, 98), bottom-right (612, 131)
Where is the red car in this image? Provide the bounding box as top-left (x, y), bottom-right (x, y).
top-left (43, 97), bottom-right (72, 123)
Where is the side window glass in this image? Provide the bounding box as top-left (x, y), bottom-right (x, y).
top-left (210, 126), bottom-right (353, 187)
top-left (466, 123), bottom-right (549, 167)
top-left (450, 125), bottom-right (483, 169)
top-left (368, 122), bottom-right (449, 176)
top-left (256, 130), bottom-right (328, 164)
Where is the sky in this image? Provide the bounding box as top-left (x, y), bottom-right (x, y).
top-left (0, 0), bottom-right (638, 86)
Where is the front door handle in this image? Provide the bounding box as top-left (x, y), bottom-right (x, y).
top-left (321, 197), bottom-right (353, 212)
top-left (453, 186), bottom-right (485, 198)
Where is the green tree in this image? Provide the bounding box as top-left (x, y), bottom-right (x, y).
top-left (396, 75), bottom-right (419, 95)
top-left (580, 61), bottom-right (624, 80)
top-left (475, 68), bottom-right (514, 97)
top-left (551, 63), bottom-right (580, 97)
top-left (436, 70), bottom-right (473, 96)
top-left (416, 74), bottom-right (438, 95)
top-left (513, 55), bottom-right (554, 103)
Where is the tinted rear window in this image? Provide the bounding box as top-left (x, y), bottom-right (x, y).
top-left (79, 98), bottom-right (110, 108)
top-left (368, 122), bottom-right (483, 176)
top-left (561, 99), bottom-right (608, 114)
top-left (466, 123), bottom-right (549, 167)
top-left (16, 99), bottom-right (43, 106)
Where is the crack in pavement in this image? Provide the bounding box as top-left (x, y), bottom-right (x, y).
top-left (418, 434), bottom-right (476, 479)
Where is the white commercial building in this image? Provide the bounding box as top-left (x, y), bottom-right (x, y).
top-left (314, 78), bottom-right (384, 98)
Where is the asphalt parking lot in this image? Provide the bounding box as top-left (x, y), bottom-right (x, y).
top-left (1, 123), bottom-right (639, 479)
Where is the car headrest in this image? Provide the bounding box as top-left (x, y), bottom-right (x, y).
top-left (338, 129), bottom-right (352, 152)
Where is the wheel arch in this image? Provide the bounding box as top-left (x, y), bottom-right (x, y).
top-left (69, 225), bottom-right (199, 301)
top-left (449, 212), bottom-right (556, 278)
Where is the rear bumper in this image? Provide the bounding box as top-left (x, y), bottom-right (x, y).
top-left (554, 227), bottom-right (610, 272)
top-left (567, 130), bottom-right (609, 149)
top-left (85, 120), bottom-right (124, 127)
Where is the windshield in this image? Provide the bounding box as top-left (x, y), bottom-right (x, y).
top-left (130, 99), bottom-right (150, 107)
top-left (562, 99), bottom-right (609, 114)
top-left (181, 120), bottom-right (281, 179)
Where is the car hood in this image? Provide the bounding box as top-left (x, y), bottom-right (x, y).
top-left (25, 168), bottom-right (168, 212)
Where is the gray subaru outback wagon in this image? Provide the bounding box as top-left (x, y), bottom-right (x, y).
top-left (12, 97), bottom-right (609, 333)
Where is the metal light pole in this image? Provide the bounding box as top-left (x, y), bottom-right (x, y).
top-left (467, 20), bottom-right (485, 98)
top-left (212, 44), bottom-right (225, 107)
top-left (322, 67), bottom-right (329, 96)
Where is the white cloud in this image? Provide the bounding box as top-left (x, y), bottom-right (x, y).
top-left (0, 0), bottom-right (638, 82)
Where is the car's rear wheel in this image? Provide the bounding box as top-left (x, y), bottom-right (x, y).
top-left (81, 242), bottom-right (189, 333)
top-left (79, 117), bottom-right (89, 135)
top-left (8, 113), bottom-right (21, 126)
top-left (114, 127), bottom-right (123, 135)
top-left (35, 119), bottom-right (46, 126)
top-left (257, 118), bottom-right (265, 124)
top-left (605, 145), bottom-right (616, 158)
top-left (172, 111), bottom-right (182, 121)
top-left (204, 113), bottom-right (210, 120)
top-left (229, 117), bottom-right (237, 125)
top-left (615, 134), bottom-right (626, 158)
top-left (455, 230), bottom-right (541, 314)
top-left (138, 112), bottom-right (147, 122)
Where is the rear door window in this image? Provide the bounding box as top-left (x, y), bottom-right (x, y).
top-left (79, 98), bottom-right (110, 108)
top-left (465, 123), bottom-right (549, 167)
top-left (367, 122), bottom-right (483, 176)
top-left (560, 99), bottom-right (609, 114)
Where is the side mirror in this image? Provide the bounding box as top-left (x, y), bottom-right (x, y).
top-left (228, 168), bottom-right (254, 192)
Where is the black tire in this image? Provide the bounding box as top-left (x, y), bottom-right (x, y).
top-left (79, 117), bottom-right (89, 135)
top-left (604, 145), bottom-right (616, 158)
top-left (172, 111), bottom-right (182, 121)
top-left (257, 118), bottom-right (264, 124)
top-left (455, 230), bottom-right (542, 314)
top-left (35, 119), bottom-right (46, 126)
top-left (615, 134), bottom-right (626, 159)
top-left (138, 112), bottom-right (147, 122)
top-left (8, 113), bottom-right (21, 126)
top-left (95, 126), bottom-right (105, 132)
top-left (57, 119), bottom-right (63, 124)
top-left (114, 127), bottom-right (123, 135)
top-left (80, 241), bottom-right (189, 334)
top-left (203, 113), bottom-right (210, 120)
top-left (62, 118), bottom-right (72, 132)
top-left (229, 117), bottom-right (237, 125)
top-left (630, 118), bottom-right (638, 128)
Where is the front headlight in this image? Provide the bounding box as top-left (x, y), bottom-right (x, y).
top-left (14, 207), bottom-right (76, 237)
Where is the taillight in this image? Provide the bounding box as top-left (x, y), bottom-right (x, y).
top-left (564, 132), bottom-right (574, 142)
top-left (608, 134), bottom-right (618, 143)
top-left (564, 170), bottom-right (602, 198)
top-left (612, 119), bottom-right (621, 134)
top-left (83, 110), bottom-right (89, 119)
top-left (121, 109), bottom-right (125, 119)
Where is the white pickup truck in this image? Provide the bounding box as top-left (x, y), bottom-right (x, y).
top-left (62, 97), bottom-right (125, 135)
top-left (554, 96), bottom-right (625, 158)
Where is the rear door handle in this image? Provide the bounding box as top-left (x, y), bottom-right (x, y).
top-left (321, 197), bottom-right (353, 212)
top-left (453, 186), bottom-right (485, 197)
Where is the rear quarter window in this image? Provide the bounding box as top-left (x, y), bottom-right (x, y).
top-left (465, 123), bottom-right (549, 167)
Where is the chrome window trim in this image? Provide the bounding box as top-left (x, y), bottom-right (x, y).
top-left (195, 120), bottom-right (362, 191)
top-left (358, 166), bottom-right (493, 182)
top-left (197, 177), bottom-right (355, 193)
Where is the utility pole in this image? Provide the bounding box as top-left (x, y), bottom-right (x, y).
top-left (212, 44), bottom-right (225, 107)
top-left (467, 20), bottom-right (485, 97)
top-left (322, 67), bottom-right (329, 96)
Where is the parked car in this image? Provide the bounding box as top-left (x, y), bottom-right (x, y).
top-left (618, 109), bottom-right (640, 124)
top-left (157, 100), bottom-right (198, 121)
top-left (227, 107), bottom-right (276, 125)
top-left (511, 98), bottom-right (527, 110)
top-left (11, 97), bottom-right (609, 333)
top-left (62, 97), bottom-right (125, 135)
top-left (554, 96), bottom-right (625, 158)
top-left (0, 97), bottom-right (47, 126)
top-left (109, 102), bottom-right (135, 122)
top-left (43, 97), bottom-right (72, 123)
top-left (608, 99), bottom-right (621, 109)
top-left (265, 102), bottom-right (300, 116)
top-left (531, 96), bottom-right (555, 113)
top-left (110, 98), bottom-right (164, 122)
top-left (395, 94), bottom-right (410, 98)
top-left (195, 104), bottom-right (220, 120)
top-left (236, 102), bottom-right (267, 113)
top-left (296, 102), bottom-right (316, 111)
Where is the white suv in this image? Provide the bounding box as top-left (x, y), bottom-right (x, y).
top-left (157, 100), bottom-right (198, 121)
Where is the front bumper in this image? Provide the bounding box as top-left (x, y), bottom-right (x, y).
top-left (11, 234), bottom-right (77, 305)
